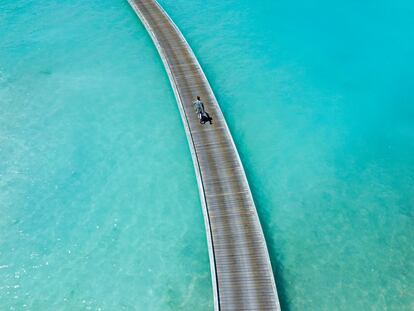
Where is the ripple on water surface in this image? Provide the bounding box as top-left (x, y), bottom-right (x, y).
top-left (0, 0), bottom-right (212, 310)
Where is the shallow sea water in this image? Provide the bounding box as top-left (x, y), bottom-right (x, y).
top-left (0, 0), bottom-right (212, 310)
top-left (1, 0), bottom-right (414, 310)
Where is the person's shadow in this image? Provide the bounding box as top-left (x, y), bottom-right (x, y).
top-left (199, 112), bottom-right (213, 124)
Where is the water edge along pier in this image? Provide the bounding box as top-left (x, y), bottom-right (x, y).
top-left (128, 1), bottom-right (281, 309)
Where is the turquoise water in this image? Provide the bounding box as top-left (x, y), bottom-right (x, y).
top-left (158, 0), bottom-right (414, 310)
top-left (1, 0), bottom-right (414, 310)
top-left (0, 0), bottom-right (212, 310)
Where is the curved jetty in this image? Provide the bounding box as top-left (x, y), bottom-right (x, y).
top-left (128, 1), bottom-right (281, 310)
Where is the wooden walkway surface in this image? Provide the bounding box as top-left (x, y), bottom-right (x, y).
top-left (128, 1), bottom-right (281, 310)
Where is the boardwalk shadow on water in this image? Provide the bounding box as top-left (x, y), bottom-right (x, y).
top-left (247, 177), bottom-right (290, 311)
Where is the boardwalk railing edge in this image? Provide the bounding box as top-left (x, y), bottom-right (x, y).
top-left (127, 1), bottom-right (281, 310)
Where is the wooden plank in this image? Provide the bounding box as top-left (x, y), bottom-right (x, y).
top-left (128, 1), bottom-right (281, 310)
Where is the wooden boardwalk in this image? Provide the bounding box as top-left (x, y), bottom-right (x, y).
top-left (128, 1), bottom-right (281, 310)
